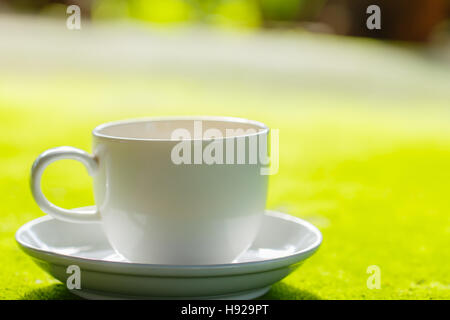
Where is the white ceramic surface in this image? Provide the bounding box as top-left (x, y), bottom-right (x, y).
top-left (30, 117), bottom-right (269, 264)
top-left (16, 209), bottom-right (322, 300)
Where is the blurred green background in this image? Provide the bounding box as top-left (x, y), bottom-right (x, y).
top-left (1, 0), bottom-right (450, 299)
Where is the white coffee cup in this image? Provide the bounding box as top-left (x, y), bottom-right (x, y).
top-left (31, 117), bottom-right (269, 264)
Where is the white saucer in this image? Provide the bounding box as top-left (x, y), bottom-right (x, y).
top-left (16, 209), bottom-right (322, 300)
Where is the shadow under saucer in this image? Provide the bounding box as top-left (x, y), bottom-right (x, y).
top-left (20, 282), bottom-right (320, 300)
top-left (259, 282), bottom-right (321, 300)
top-left (20, 284), bottom-right (81, 300)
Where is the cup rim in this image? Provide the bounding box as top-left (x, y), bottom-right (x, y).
top-left (92, 116), bottom-right (269, 142)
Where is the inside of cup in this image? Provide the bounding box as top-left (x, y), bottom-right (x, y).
top-left (94, 118), bottom-right (267, 140)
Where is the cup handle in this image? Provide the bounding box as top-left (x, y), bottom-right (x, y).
top-left (30, 146), bottom-right (101, 223)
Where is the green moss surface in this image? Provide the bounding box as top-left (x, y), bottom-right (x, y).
top-left (0, 70), bottom-right (449, 300)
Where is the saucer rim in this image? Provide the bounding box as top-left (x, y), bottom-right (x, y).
top-left (16, 210), bottom-right (322, 277)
